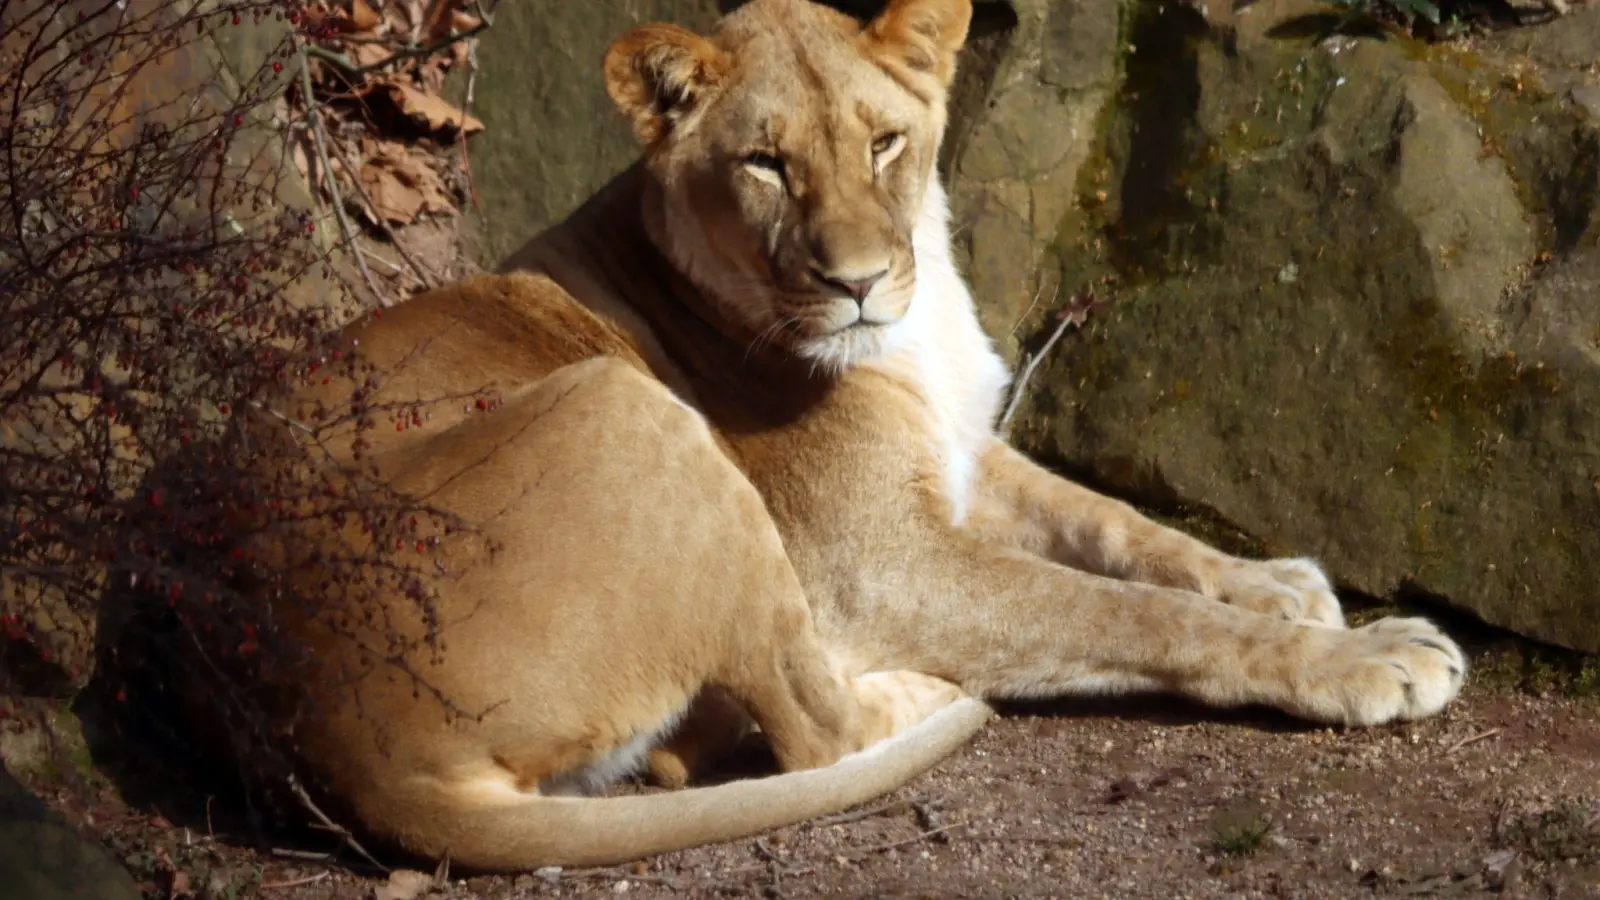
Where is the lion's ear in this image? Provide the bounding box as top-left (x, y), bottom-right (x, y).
top-left (863, 0), bottom-right (972, 90)
top-left (604, 24), bottom-right (729, 145)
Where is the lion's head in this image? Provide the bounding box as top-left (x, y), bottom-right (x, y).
top-left (603, 0), bottom-right (972, 371)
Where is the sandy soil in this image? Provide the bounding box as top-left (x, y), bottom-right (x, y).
top-left (21, 678), bottom-right (1594, 900)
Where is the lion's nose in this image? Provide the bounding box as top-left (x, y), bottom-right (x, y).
top-left (810, 267), bottom-right (888, 306)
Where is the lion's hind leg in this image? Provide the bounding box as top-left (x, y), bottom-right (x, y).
top-left (480, 357), bottom-right (972, 791)
top-left (645, 687), bottom-right (753, 788)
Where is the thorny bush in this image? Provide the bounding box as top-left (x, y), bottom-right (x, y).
top-left (0, 0), bottom-right (498, 811)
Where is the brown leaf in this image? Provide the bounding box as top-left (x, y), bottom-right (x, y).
top-left (374, 869), bottom-right (433, 900)
top-left (366, 81), bottom-right (483, 136)
top-left (358, 142), bottom-right (454, 225)
top-left (349, 42), bottom-right (393, 70)
top-left (341, 0), bottom-right (384, 34)
top-left (360, 163), bottom-right (426, 226)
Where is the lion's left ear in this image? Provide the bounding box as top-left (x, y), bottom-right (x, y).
top-left (604, 24), bottom-right (731, 145)
top-left (862, 0), bottom-right (973, 91)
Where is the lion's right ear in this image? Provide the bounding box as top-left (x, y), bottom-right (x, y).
top-left (604, 24), bottom-right (729, 145)
top-left (864, 0), bottom-right (972, 91)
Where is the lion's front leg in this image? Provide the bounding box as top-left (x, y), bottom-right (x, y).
top-left (965, 439), bottom-right (1344, 627)
top-left (859, 531), bottom-right (1463, 726)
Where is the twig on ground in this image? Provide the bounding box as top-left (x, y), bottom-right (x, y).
top-left (561, 869), bottom-right (687, 888)
top-left (270, 848), bottom-right (333, 862)
top-left (1445, 728), bottom-right (1502, 754)
top-left (261, 871), bottom-right (330, 890)
top-left (458, 38), bottom-right (483, 217)
top-left (327, 139), bottom-right (438, 290)
top-left (1010, 280), bottom-right (1049, 338)
top-left (287, 775), bottom-right (389, 873)
top-left (997, 281), bottom-right (1066, 435)
top-left (842, 820), bottom-right (969, 860)
top-left (808, 797), bottom-right (915, 829)
top-left (296, 41), bottom-right (388, 309)
top-left (361, 249), bottom-right (407, 274)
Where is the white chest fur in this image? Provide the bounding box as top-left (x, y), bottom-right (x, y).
top-left (872, 179), bottom-right (1012, 525)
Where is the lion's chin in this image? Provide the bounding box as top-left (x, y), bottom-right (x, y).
top-left (790, 322), bottom-right (893, 376)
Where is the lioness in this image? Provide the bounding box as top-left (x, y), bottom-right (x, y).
top-left (260, 0), bottom-right (1464, 872)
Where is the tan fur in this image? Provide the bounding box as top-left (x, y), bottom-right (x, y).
top-left (256, 0), bottom-right (1464, 873)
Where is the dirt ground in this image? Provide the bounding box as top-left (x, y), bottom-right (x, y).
top-left (13, 669), bottom-right (1596, 900)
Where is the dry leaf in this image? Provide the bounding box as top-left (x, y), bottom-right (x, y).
top-left (328, 0), bottom-right (384, 34)
top-left (374, 869), bottom-right (432, 900)
top-left (358, 142), bottom-right (454, 225)
top-left (360, 164), bottom-right (427, 225)
top-left (349, 42), bottom-right (393, 70)
top-left (349, 0), bottom-right (384, 32)
top-left (367, 81), bottom-right (483, 136)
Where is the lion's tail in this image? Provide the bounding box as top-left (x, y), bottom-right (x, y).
top-left (398, 697), bottom-right (992, 872)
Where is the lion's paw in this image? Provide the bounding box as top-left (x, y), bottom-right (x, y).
top-left (1294, 617), bottom-right (1466, 726)
top-left (1217, 556), bottom-right (1345, 628)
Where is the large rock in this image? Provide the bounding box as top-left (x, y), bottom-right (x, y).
top-left (0, 763), bottom-right (140, 900)
top-left (1010, 3), bottom-right (1600, 653)
top-left (465, 1), bottom-right (725, 265)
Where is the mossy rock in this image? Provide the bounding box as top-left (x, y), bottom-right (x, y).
top-left (1012, 3), bottom-right (1600, 654)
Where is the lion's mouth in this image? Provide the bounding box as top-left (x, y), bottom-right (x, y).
top-left (793, 311), bottom-right (891, 338)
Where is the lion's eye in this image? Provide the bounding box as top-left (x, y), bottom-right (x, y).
top-left (871, 133), bottom-right (903, 157)
top-left (744, 151), bottom-right (785, 176)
